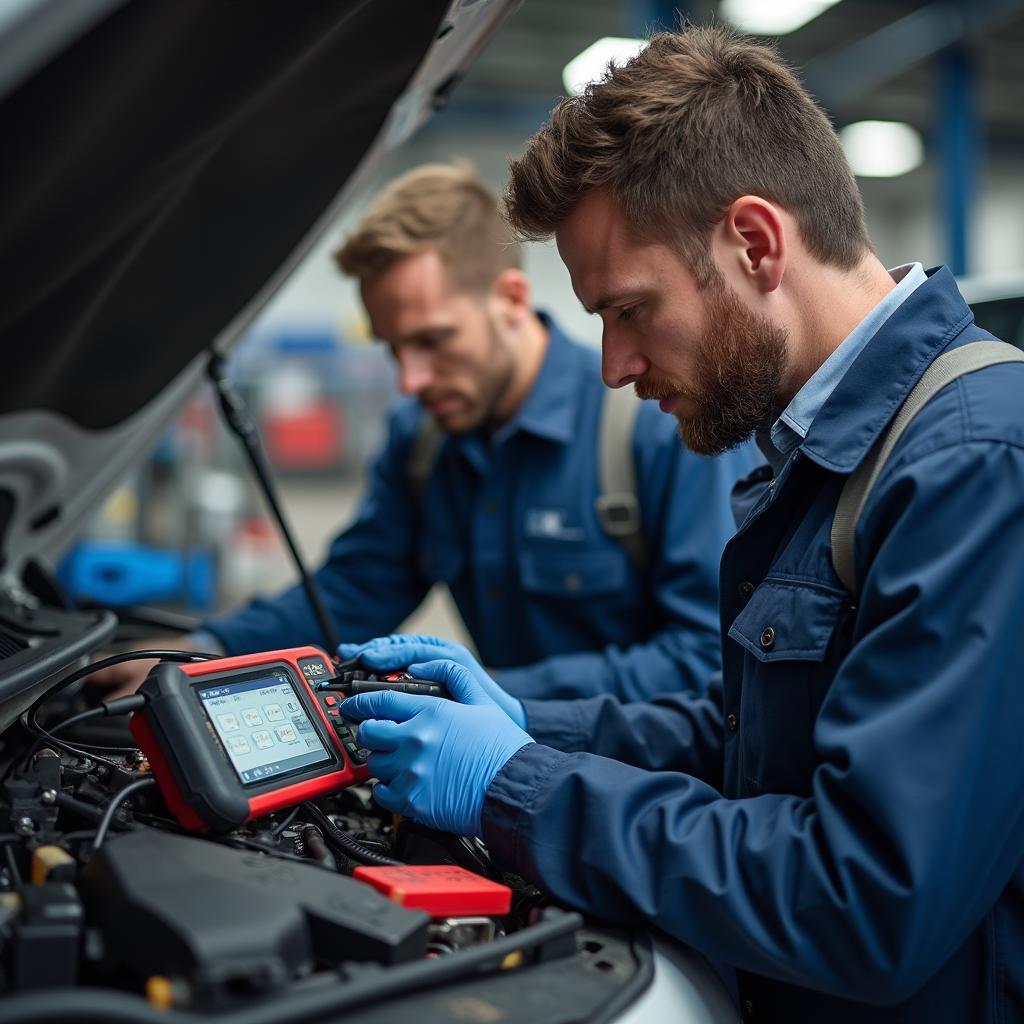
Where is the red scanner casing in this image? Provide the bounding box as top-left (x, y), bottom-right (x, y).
top-left (130, 646), bottom-right (369, 832)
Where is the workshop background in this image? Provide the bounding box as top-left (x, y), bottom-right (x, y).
top-left (60, 0), bottom-right (1024, 640)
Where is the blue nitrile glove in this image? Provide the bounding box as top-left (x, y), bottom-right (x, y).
top-left (338, 634), bottom-right (526, 729)
top-left (339, 658), bottom-right (533, 837)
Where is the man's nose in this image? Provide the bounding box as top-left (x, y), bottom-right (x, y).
top-left (397, 350), bottom-right (434, 395)
top-left (601, 329), bottom-right (649, 389)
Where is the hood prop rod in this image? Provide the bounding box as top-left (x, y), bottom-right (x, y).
top-left (206, 350), bottom-right (340, 654)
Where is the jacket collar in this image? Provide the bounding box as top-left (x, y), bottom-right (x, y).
top-left (497, 313), bottom-right (579, 445)
top-left (799, 266), bottom-right (974, 474)
top-left (446, 313), bottom-right (579, 474)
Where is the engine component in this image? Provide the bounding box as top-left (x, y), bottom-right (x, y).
top-left (4, 749), bottom-right (61, 841)
top-left (79, 829), bottom-right (429, 1005)
top-left (354, 864), bottom-right (512, 917)
top-left (427, 916), bottom-right (498, 953)
top-left (8, 883), bottom-right (83, 990)
top-left (30, 846), bottom-right (75, 885)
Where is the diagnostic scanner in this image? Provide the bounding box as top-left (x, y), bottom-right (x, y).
top-left (130, 645), bottom-right (443, 832)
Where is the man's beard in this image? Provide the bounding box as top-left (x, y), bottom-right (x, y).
top-left (423, 317), bottom-right (517, 434)
top-left (635, 282), bottom-right (788, 455)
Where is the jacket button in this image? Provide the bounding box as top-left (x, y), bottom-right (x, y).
top-left (738, 581), bottom-right (755, 599)
top-left (726, 714), bottom-right (738, 732)
top-left (759, 626), bottom-right (775, 650)
top-left (743, 998), bottom-right (755, 1018)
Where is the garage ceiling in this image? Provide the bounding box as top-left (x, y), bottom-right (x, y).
top-left (449, 0), bottom-right (1024, 160)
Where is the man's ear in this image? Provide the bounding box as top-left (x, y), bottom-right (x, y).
top-left (490, 268), bottom-right (532, 325)
top-left (714, 196), bottom-right (786, 295)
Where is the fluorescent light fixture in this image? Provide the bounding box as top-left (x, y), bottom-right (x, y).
top-left (720, 0), bottom-right (841, 35)
top-left (563, 36), bottom-right (647, 96)
top-left (839, 120), bottom-right (924, 178)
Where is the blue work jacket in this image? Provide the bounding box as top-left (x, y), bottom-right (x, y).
top-left (204, 318), bottom-right (756, 701)
top-left (483, 268), bottom-right (1024, 1021)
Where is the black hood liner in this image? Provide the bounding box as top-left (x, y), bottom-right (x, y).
top-left (0, 0), bottom-right (449, 430)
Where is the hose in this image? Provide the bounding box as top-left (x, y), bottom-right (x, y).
top-left (301, 803), bottom-right (402, 867)
top-left (299, 825), bottom-right (335, 869)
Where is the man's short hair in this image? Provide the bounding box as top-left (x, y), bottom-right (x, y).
top-left (335, 163), bottom-right (521, 292)
top-left (504, 25), bottom-right (871, 287)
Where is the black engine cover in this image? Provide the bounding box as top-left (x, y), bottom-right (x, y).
top-left (80, 830), bottom-right (428, 997)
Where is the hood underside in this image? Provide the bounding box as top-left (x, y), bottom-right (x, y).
top-left (0, 0), bottom-right (516, 581)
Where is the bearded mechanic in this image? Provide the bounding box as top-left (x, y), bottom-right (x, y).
top-left (341, 26), bottom-right (1024, 1023)
top-left (96, 163), bottom-right (755, 701)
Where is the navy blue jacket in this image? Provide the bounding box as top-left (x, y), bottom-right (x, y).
top-left (204, 319), bottom-right (756, 701)
top-left (482, 269), bottom-right (1024, 1021)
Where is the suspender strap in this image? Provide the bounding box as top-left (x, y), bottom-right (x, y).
top-left (408, 387), bottom-right (649, 572)
top-left (831, 341), bottom-right (1024, 596)
top-left (596, 385), bottom-right (648, 573)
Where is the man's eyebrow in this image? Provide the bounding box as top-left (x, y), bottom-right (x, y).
top-left (581, 292), bottom-right (628, 315)
top-left (380, 325), bottom-right (455, 348)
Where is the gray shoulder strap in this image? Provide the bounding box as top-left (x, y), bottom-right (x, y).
top-left (407, 413), bottom-right (443, 505)
top-left (596, 386), bottom-right (648, 572)
top-left (831, 340), bottom-right (1024, 597)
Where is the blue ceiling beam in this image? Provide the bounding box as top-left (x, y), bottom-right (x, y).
top-left (803, 0), bottom-right (1024, 111)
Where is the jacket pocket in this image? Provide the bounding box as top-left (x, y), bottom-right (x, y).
top-left (728, 578), bottom-right (848, 663)
top-left (519, 543), bottom-right (628, 600)
top-left (727, 578), bottom-right (850, 795)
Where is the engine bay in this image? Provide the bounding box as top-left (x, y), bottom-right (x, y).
top-left (0, 603), bottom-right (652, 1024)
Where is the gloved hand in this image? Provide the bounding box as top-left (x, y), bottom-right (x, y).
top-left (339, 658), bottom-right (533, 837)
top-left (338, 634), bottom-right (526, 729)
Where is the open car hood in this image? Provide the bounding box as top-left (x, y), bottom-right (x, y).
top-left (0, 0), bottom-right (517, 589)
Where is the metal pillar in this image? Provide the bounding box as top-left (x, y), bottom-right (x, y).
top-left (937, 41), bottom-right (979, 276)
top-left (632, 1), bottom-right (713, 36)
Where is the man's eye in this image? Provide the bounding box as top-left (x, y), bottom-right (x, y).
top-left (618, 306), bottom-right (638, 323)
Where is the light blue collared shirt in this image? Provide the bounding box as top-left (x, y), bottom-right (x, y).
top-left (758, 263), bottom-right (928, 472)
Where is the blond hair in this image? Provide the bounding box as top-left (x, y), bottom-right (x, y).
top-left (335, 163), bottom-right (521, 292)
top-left (505, 25), bottom-right (870, 286)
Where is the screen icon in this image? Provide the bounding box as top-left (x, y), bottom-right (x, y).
top-left (228, 735), bottom-right (252, 755)
top-left (275, 724), bottom-right (298, 744)
top-left (252, 730), bottom-right (274, 750)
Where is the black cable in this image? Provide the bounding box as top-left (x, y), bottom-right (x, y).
top-left (31, 649), bottom-right (217, 716)
top-left (270, 805), bottom-right (301, 837)
top-left (49, 695), bottom-right (145, 737)
top-left (34, 695), bottom-right (147, 756)
top-left (18, 651), bottom-right (216, 771)
top-left (0, 909), bottom-right (583, 1024)
top-left (54, 791), bottom-right (131, 829)
top-left (207, 352), bottom-right (340, 653)
top-left (299, 825), bottom-right (335, 869)
top-left (203, 831), bottom-right (331, 868)
top-left (301, 802), bottom-right (402, 867)
top-left (91, 777), bottom-right (156, 850)
top-left (19, 721), bottom-right (124, 773)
